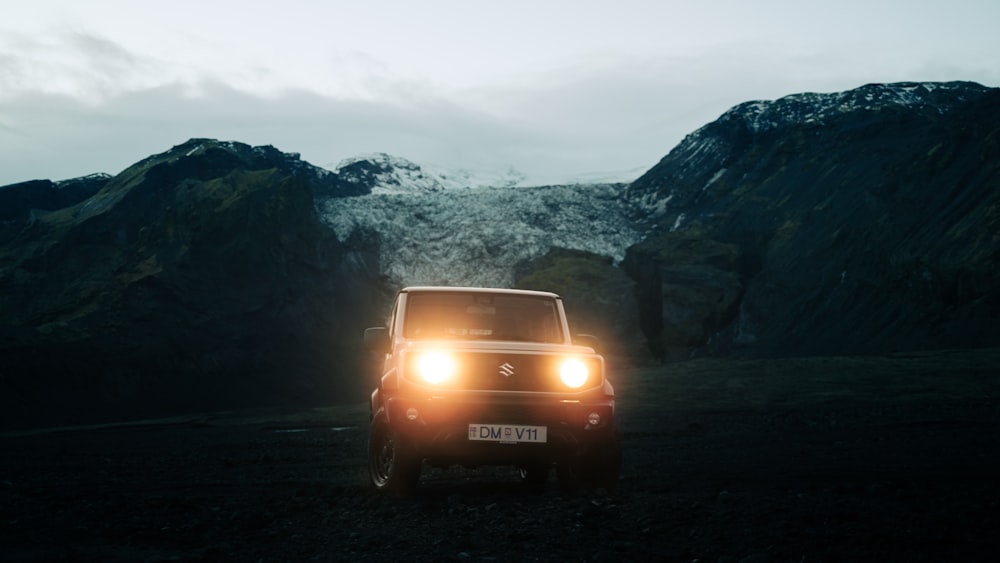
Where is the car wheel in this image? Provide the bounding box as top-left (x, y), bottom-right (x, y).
top-left (368, 413), bottom-right (420, 494)
top-left (518, 462), bottom-right (550, 489)
top-left (592, 433), bottom-right (622, 493)
top-left (556, 452), bottom-right (583, 493)
top-left (557, 434), bottom-right (622, 493)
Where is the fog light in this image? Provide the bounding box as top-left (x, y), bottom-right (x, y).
top-left (406, 407), bottom-right (419, 421)
top-left (587, 412), bottom-right (602, 426)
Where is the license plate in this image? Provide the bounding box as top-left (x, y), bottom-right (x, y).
top-left (468, 424), bottom-right (547, 444)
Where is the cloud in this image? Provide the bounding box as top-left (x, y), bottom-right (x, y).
top-left (4, 39), bottom-right (997, 187)
top-left (2, 3), bottom-right (999, 187)
top-left (0, 79), bottom-right (554, 183)
top-left (0, 31), bottom-right (163, 102)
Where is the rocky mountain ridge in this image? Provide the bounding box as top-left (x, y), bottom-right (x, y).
top-left (626, 81), bottom-right (993, 214)
top-left (624, 81), bottom-right (1000, 359)
top-left (332, 152), bottom-right (528, 193)
top-left (0, 174), bottom-right (111, 222)
top-left (0, 139), bottom-right (387, 428)
top-left (725, 81), bottom-right (983, 134)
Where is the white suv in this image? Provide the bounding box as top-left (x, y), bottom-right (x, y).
top-left (364, 286), bottom-right (621, 494)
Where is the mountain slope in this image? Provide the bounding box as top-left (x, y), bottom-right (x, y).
top-left (623, 81), bottom-right (1000, 358)
top-left (0, 174), bottom-right (110, 221)
top-left (0, 139), bottom-right (386, 428)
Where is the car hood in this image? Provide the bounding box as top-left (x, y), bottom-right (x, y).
top-left (397, 339), bottom-right (597, 356)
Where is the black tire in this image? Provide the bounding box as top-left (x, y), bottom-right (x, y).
top-left (557, 433), bottom-right (622, 493)
top-left (593, 433), bottom-right (622, 493)
top-left (368, 413), bottom-right (420, 494)
top-left (556, 453), bottom-right (583, 493)
top-left (518, 462), bottom-right (550, 489)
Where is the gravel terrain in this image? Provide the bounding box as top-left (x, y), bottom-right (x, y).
top-left (3, 350), bottom-right (999, 562)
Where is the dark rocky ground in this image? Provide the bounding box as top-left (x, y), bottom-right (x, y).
top-left (2, 349), bottom-right (999, 562)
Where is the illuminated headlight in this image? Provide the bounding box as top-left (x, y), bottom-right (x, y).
top-left (416, 351), bottom-right (455, 384)
top-left (559, 358), bottom-right (589, 388)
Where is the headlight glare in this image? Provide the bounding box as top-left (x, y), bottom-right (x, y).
top-left (559, 358), bottom-right (589, 388)
top-left (417, 351), bottom-right (455, 384)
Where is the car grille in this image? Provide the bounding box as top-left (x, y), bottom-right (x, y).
top-left (405, 351), bottom-right (598, 393)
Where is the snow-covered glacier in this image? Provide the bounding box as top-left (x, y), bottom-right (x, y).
top-left (317, 183), bottom-right (642, 288)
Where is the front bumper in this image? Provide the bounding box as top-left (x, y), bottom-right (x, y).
top-left (385, 392), bottom-right (616, 466)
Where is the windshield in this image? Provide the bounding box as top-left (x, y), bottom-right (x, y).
top-left (403, 292), bottom-right (563, 343)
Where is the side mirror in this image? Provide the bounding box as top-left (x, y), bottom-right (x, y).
top-left (573, 334), bottom-right (601, 353)
top-left (363, 327), bottom-right (389, 352)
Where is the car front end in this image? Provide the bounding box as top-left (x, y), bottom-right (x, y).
top-left (382, 341), bottom-right (616, 469)
top-left (366, 287), bottom-right (621, 493)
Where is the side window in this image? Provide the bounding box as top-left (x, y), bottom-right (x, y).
top-left (526, 303), bottom-right (559, 343)
top-left (387, 295), bottom-right (401, 336)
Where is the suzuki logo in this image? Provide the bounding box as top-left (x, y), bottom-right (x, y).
top-left (498, 362), bottom-right (515, 378)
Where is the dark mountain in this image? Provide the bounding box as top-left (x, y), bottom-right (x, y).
top-left (0, 139), bottom-right (388, 429)
top-left (0, 174), bottom-right (110, 221)
top-left (513, 247), bottom-right (646, 363)
top-left (622, 81), bottom-right (1000, 359)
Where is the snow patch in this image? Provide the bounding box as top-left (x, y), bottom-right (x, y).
top-left (671, 213), bottom-right (685, 232)
top-left (702, 169), bottom-right (726, 192)
top-left (331, 153), bottom-right (532, 194)
top-left (318, 184), bottom-right (640, 288)
top-left (54, 173), bottom-right (111, 187)
top-left (650, 193), bottom-right (673, 218)
top-left (723, 82), bottom-right (982, 134)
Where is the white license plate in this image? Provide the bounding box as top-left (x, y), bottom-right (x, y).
top-left (468, 424), bottom-right (547, 444)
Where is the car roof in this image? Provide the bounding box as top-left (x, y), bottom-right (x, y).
top-left (400, 286), bottom-right (561, 299)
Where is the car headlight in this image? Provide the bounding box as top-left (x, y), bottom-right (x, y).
top-left (559, 358), bottom-right (589, 388)
top-left (416, 351), bottom-right (455, 384)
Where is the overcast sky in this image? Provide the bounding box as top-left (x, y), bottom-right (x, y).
top-left (2, 0), bottom-right (998, 186)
